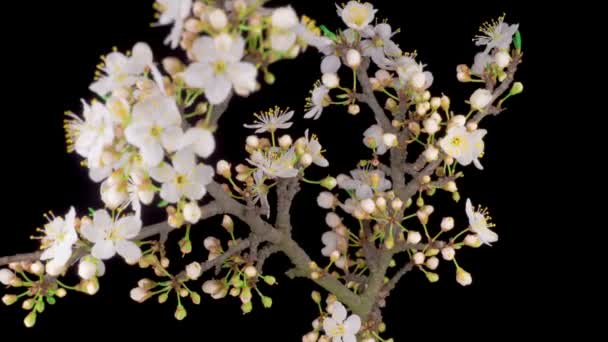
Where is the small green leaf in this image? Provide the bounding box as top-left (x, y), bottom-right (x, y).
top-left (157, 200), bottom-right (169, 208)
top-left (88, 208), bottom-right (96, 217)
top-left (320, 25), bottom-right (338, 42)
top-left (514, 31), bottom-right (522, 51)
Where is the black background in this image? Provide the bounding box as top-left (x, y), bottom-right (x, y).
top-left (0, 0), bottom-right (563, 339)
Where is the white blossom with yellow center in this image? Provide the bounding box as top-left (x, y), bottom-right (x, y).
top-left (183, 33), bottom-right (257, 104)
top-left (39, 207), bottom-right (78, 270)
top-left (323, 301), bottom-right (361, 342)
top-left (336, 1), bottom-right (377, 31)
top-left (439, 126), bottom-right (487, 170)
top-left (81, 209), bottom-right (142, 264)
top-left (466, 199), bottom-right (498, 245)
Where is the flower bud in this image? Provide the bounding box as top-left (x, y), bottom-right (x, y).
top-left (300, 153), bottom-right (313, 167)
top-left (175, 304), bottom-right (187, 320)
top-left (222, 215), bottom-right (234, 232)
top-left (441, 246), bottom-right (455, 260)
top-left (325, 212), bottom-right (341, 228)
top-left (78, 259), bottom-right (97, 280)
top-left (22, 298), bottom-right (35, 310)
top-left (138, 189), bottom-right (154, 205)
top-left (391, 198), bottom-right (403, 211)
top-left (509, 82), bottom-right (524, 96)
top-left (382, 133), bottom-right (398, 147)
top-left (311, 291), bottom-right (322, 303)
top-left (246, 135), bottom-right (259, 148)
top-left (407, 230), bottom-right (422, 244)
top-left (413, 252), bottom-right (425, 265)
top-left (456, 267), bottom-right (472, 286)
top-left (186, 262), bottom-right (202, 280)
top-left (56, 288), bottom-right (67, 298)
top-left (348, 104), bottom-right (360, 115)
top-left (244, 265), bottom-right (258, 278)
top-left (430, 97), bottom-right (441, 110)
top-left (441, 217), bottom-right (455, 232)
top-left (425, 256), bottom-right (439, 270)
top-left (464, 234), bottom-right (481, 247)
top-left (360, 198), bottom-right (376, 214)
top-left (162, 57), bottom-right (184, 75)
top-left (424, 146), bottom-right (439, 162)
top-left (24, 311), bottom-right (37, 328)
top-left (494, 51), bottom-right (511, 68)
top-left (330, 250), bottom-right (341, 262)
top-left (130, 287), bottom-right (148, 303)
top-left (2, 294), bottom-right (17, 306)
top-left (202, 280), bottom-right (223, 295)
top-left (375, 197), bottom-right (387, 211)
top-left (272, 6), bottom-right (298, 29)
top-left (183, 202), bottom-right (202, 224)
top-left (317, 192), bottom-right (335, 209)
top-left (425, 271), bottom-right (439, 283)
top-left (411, 71), bottom-right (426, 89)
top-left (322, 73), bottom-right (340, 89)
top-left (470, 89), bottom-right (493, 110)
top-left (0, 269), bottom-right (15, 285)
top-left (216, 160), bottom-right (231, 178)
top-left (321, 176), bottom-right (337, 190)
top-left (278, 134), bottom-right (293, 148)
top-left (208, 9), bottom-right (228, 30)
top-left (346, 49), bottom-right (361, 68)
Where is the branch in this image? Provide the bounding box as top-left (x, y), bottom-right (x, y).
top-left (383, 262), bottom-right (414, 295)
top-left (275, 178), bottom-right (300, 234)
top-left (0, 251), bottom-right (42, 267)
top-left (356, 58), bottom-right (393, 131)
top-left (199, 239), bottom-right (251, 276)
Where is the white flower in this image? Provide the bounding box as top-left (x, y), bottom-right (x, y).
top-left (149, 149), bottom-right (215, 203)
top-left (470, 88), bottom-right (493, 110)
top-left (337, 168), bottom-right (391, 199)
top-left (294, 18), bottom-right (334, 52)
top-left (39, 207), bottom-right (78, 270)
top-left (438, 126), bottom-right (487, 170)
top-left (124, 95), bottom-right (183, 167)
top-left (180, 127), bottom-right (216, 158)
top-left (321, 231), bottom-right (338, 257)
top-left (183, 34), bottom-right (257, 104)
top-left (208, 8), bottom-right (228, 30)
top-left (323, 301), bottom-right (361, 342)
top-left (81, 209), bottom-right (143, 263)
top-left (251, 170), bottom-right (271, 217)
top-left (297, 130), bottom-right (329, 167)
top-left (395, 57), bottom-right (434, 90)
top-left (65, 101), bottom-right (114, 169)
top-left (363, 125), bottom-right (388, 155)
top-left (155, 0), bottom-right (192, 49)
top-left (270, 31), bottom-right (298, 52)
top-left (336, 1), bottom-right (377, 31)
top-left (243, 108), bottom-right (294, 133)
top-left (248, 147), bottom-right (299, 178)
top-left (304, 85), bottom-right (330, 120)
top-left (360, 23), bottom-right (402, 68)
top-left (474, 16), bottom-right (519, 52)
top-left (465, 199), bottom-right (498, 245)
top-left (89, 42), bottom-right (154, 96)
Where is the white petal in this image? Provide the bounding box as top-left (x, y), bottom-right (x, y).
top-left (93, 210), bottom-right (112, 232)
top-left (342, 335), bottom-right (356, 342)
top-left (228, 62), bottom-right (257, 97)
top-left (116, 240), bottom-right (142, 263)
top-left (344, 315), bottom-right (361, 335)
top-left (191, 36), bottom-right (215, 62)
top-left (182, 127), bottom-right (215, 158)
top-left (124, 122), bottom-right (153, 147)
top-left (149, 162), bottom-right (176, 183)
top-left (140, 142), bottom-right (165, 167)
top-left (161, 182), bottom-right (180, 203)
top-left (161, 125), bottom-right (184, 152)
top-left (116, 215), bottom-right (142, 239)
top-left (127, 42), bottom-right (153, 74)
top-left (183, 182), bottom-right (207, 201)
top-left (331, 302), bottom-right (347, 322)
top-left (205, 75), bottom-right (232, 104)
top-left (192, 164), bottom-right (215, 185)
top-left (321, 55), bottom-right (341, 74)
top-left (183, 62), bottom-right (212, 89)
top-left (173, 149), bottom-right (196, 175)
top-left (91, 240), bottom-right (116, 260)
top-left (376, 23), bottom-right (392, 39)
top-left (81, 221), bottom-right (103, 243)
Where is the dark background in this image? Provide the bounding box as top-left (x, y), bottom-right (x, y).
top-left (0, 0), bottom-right (563, 339)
